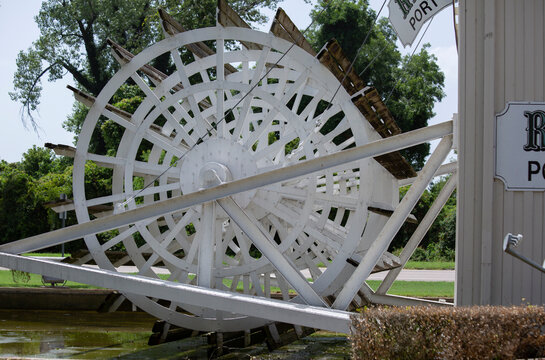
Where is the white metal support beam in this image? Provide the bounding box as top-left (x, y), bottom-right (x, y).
top-left (0, 252), bottom-right (351, 333)
top-left (0, 121), bottom-right (452, 255)
top-left (377, 172), bottom-right (458, 295)
top-left (333, 135), bottom-right (454, 310)
top-left (197, 201), bottom-right (216, 288)
top-left (398, 162), bottom-right (458, 187)
top-left (217, 197), bottom-right (326, 307)
top-left (359, 282), bottom-right (451, 307)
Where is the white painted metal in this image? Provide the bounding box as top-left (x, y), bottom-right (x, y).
top-left (359, 283), bottom-right (451, 307)
top-left (398, 161), bottom-right (457, 186)
top-left (63, 24), bottom-right (398, 331)
top-left (503, 233), bottom-right (545, 274)
top-left (197, 201), bottom-right (215, 288)
top-left (0, 13), bottom-right (458, 333)
top-left (217, 197), bottom-right (326, 307)
top-left (377, 171), bottom-right (457, 295)
top-left (0, 252), bottom-right (351, 333)
top-left (333, 135), bottom-right (453, 310)
top-left (0, 121), bottom-right (451, 256)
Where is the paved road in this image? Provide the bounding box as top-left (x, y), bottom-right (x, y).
top-left (110, 267), bottom-right (455, 282)
top-left (367, 269), bottom-right (454, 282)
top-left (1, 257), bottom-right (455, 282)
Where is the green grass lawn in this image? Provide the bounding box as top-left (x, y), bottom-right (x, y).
top-left (0, 270), bottom-right (454, 298)
top-left (0, 270), bottom-right (98, 289)
top-left (366, 280), bottom-right (454, 298)
top-left (22, 253), bottom-right (71, 257)
top-left (404, 261), bottom-right (455, 270)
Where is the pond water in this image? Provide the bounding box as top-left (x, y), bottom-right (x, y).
top-left (0, 309), bottom-right (351, 359)
top-left (0, 310), bottom-right (155, 358)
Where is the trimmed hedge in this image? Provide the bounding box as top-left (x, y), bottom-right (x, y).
top-left (351, 306), bottom-right (545, 359)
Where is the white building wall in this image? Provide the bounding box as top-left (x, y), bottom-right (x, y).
top-left (457, 0), bottom-right (545, 305)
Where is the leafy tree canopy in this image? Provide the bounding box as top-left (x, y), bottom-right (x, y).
top-left (20, 145), bottom-right (57, 179)
top-left (0, 162), bottom-right (50, 242)
top-left (10, 0), bottom-right (283, 131)
top-left (392, 175), bottom-right (456, 260)
top-left (0, 150), bottom-right (113, 247)
top-left (308, 0), bottom-right (445, 169)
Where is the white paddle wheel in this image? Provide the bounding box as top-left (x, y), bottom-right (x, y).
top-left (0, 0), bottom-right (455, 346)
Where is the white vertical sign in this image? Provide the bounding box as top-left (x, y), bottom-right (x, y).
top-left (388, 0), bottom-right (452, 47)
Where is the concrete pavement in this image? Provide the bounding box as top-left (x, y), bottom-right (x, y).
top-left (367, 269), bottom-right (454, 282)
top-left (94, 266), bottom-right (455, 282)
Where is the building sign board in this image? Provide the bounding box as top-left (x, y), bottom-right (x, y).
top-left (495, 102), bottom-right (545, 191)
top-left (388, 0), bottom-right (452, 47)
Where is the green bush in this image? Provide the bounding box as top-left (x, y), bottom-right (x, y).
top-left (394, 242), bottom-right (455, 262)
top-left (424, 242), bottom-right (455, 262)
top-left (408, 246), bottom-right (427, 261)
top-left (351, 306), bottom-right (545, 359)
top-left (392, 176), bottom-right (456, 256)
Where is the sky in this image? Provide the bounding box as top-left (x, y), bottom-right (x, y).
top-left (0, 0), bottom-right (457, 163)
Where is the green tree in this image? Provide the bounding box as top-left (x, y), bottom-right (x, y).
top-left (391, 176), bottom-right (456, 261)
top-left (427, 176), bottom-right (456, 254)
top-left (308, 0), bottom-right (445, 169)
top-left (19, 145), bottom-right (57, 179)
top-left (0, 145), bottom-right (76, 247)
top-left (0, 148), bottom-right (73, 246)
top-left (10, 0), bottom-right (283, 131)
top-left (389, 44), bottom-right (445, 167)
top-left (0, 162), bottom-right (50, 244)
top-left (0, 153), bottom-right (114, 250)
top-left (10, 0), bottom-right (155, 130)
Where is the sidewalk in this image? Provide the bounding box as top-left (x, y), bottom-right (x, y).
top-left (367, 269), bottom-right (454, 282)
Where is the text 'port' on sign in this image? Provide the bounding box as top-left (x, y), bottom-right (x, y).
top-left (388, 0), bottom-right (452, 47)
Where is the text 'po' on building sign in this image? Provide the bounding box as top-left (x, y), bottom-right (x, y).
top-left (495, 102), bottom-right (545, 191)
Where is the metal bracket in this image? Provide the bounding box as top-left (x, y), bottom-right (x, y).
top-left (503, 233), bottom-right (545, 274)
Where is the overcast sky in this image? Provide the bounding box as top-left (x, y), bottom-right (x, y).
top-left (0, 0), bottom-right (457, 163)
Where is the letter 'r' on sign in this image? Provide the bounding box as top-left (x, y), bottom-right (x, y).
top-left (523, 110), bottom-right (545, 151)
top-left (388, 0), bottom-right (452, 47)
top-left (495, 102), bottom-right (545, 191)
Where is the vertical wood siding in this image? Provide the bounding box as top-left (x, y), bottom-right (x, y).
top-left (457, 0), bottom-right (545, 305)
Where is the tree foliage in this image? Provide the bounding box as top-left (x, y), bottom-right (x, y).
top-left (308, 0), bottom-right (445, 169)
top-left (20, 146), bottom-right (57, 179)
top-left (0, 149), bottom-right (114, 251)
top-left (0, 162), bottom-right (50, 242)
top-left (10, 0), bottom-right (283, 130)
top-left (391, 176), bottom-right (457, 261)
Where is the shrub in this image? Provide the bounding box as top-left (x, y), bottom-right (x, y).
top-left (351, 305), bottom-right (545, 359)
top-left (424, 242), bottom-right (455, 262)
top-left (409, 246), bottom-right (427, 261)
top-left (393, 242), bottom-right (455, 262)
